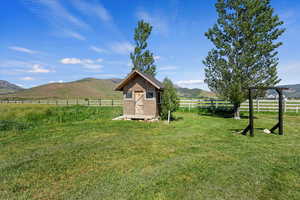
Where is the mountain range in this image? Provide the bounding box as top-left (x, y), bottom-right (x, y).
top-left (268, 84), bottom-right (300, 98)
top-left (2, 79), bottom-right (299, 99)
top-left (0, 78), bottom-right (215, 99)
top-left (0, 80), bottom-right (23, 94)
top-left (1, 78), bottom-right (123, 99)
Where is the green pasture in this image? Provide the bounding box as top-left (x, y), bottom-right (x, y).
top-left (0, 104), bottom-right (299, 200)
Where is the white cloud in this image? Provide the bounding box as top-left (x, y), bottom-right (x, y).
top-left (0, 60), bottom-right (33, 68)
top-left (154, 56), bottom-right (161, 61)
top-left (24, 0), bottom-right (88, 29)
top-left (64, 30), bottom-right (86, 40)
top-left (49, 80), bottom-right (64, 83)
top-left (0, 60), bottom-right (54, 75)
top-left (71, 0), bottom-right (112, 22)
top-left (159, 65), bottom-right (178, 71)
top-left (16, 84), bottom-right (24, 87)
top-left (177, 80), bottom-right (204, 86)
top-left (136, 10), bottom-right (169, 36)
top-left (90, 46), bottom-right (107, 54)
top-left (27, 64), bottom-right (51, 73)
top-left (61, 58), bottom-right (82, 64)
top-left (8, 46), bottom-right (38, 54)
top-left (278, 61), bottom-right (300, 85)
top-left (23, 0), bottom-right (89, 41)
top-left (20, 77), bottom-right (35, 81)
top-left (110, 42), bottom-right (134, 55)
top-left (83, 63), bottom-right (103, 70)
top-left (96, 58), bottom-right (103, 63)
top-left (60, 57), bottom-right (103, 70)
top-left (82, 59), bottom-right (93, 64)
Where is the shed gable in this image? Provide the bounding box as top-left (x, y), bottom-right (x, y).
top-left (115, 70), bottom-right (163, 91)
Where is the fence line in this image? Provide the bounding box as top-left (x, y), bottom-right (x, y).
top-left (1, 98), bottom-right (300, 113)
top-left (179, 99), bottom-right (300, 113)
top-left (0, 99), bottom-right (123, 107)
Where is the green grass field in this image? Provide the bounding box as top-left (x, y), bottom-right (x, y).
top-left (0, 105), bottom-right (300, 200)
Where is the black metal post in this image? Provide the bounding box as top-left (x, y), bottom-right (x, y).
top-left (278, 89), bottom-right (284, 135)
top-left (249, 89), bottom-right (254, 137)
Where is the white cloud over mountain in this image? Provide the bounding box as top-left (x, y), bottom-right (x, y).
top-left (60, 57), bottom-right (103, 70)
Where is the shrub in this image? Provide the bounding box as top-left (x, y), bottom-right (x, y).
top-left (160, 78), bottom-right (179, 120)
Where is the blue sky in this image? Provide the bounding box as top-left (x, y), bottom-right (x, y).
top-left (1, 0), bottom-right (300, 90)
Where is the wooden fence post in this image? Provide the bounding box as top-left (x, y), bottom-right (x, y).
top-left (112, 99), bottom-right (114, 107)
top-left (256, 99), bottom-right (259, 112)
top-left (284, 98), bottom-right (287, 113)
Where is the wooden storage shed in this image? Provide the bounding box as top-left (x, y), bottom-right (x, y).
top-left (115, 70), bottom-right (164, 120)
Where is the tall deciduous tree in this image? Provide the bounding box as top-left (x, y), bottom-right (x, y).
top-left (160, 78), bottom-right (179, 120)
top-left (203, 0), bottom-right (285, 119)
top-left (130, 20), bottom-right (156, 76)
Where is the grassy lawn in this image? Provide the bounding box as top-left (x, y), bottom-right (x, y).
top-left (0, 105), bottom-right (300, 200)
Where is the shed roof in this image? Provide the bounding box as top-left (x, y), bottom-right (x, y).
top-left (115, 70), bottom-right (164, 91)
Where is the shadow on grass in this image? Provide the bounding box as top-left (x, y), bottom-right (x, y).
top-left (230, 127), bottom-right (265, 133)
top-left (173, 116), bottom-right (184, 121)
top-left (229, 128), bottom-right (282, 137)
top-left (196, 107), bottom-right (255, 119)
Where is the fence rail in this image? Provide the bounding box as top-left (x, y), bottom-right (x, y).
top-left (179, 99), bottom-right (300, 113)
top-left (0, 99), bottom-right (123, 107)
top-left (1, 98), bottom-right (300, 113)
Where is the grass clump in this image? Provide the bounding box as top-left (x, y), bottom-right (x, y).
top-left (0, 120), bottom-right (29, 131)
top-left (0, 105), bottom-right (122, 128)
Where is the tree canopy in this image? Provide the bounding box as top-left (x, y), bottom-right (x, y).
top-left (130, 20), bottom-right (156, 76)
top-left (203, 0), bottom-right (285, 119)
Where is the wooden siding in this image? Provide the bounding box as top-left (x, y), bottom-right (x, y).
top-left (123, 75), bottom-right (160, 118)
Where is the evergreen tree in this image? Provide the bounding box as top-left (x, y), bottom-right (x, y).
top-left (160, 78), bottom-right (179, 120)
top-left (130, 20), bottom-right (156, 76)
top-left (203, 0), bottom-right (285, 119)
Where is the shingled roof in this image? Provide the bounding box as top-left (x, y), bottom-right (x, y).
top-left (115, 70), bottom-right (164, 91)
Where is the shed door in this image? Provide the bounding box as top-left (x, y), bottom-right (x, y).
top-left (135, 91), bottom-right (144, 115)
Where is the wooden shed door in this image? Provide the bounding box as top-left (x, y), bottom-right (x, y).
top-left (135, 91), bottom-right (144, 115)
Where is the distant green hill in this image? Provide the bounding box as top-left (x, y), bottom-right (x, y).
top-left (1, 78), bottom-right (215, 99)
top-left (177, 87), bottom-right (216, 98)
top-left (0, 80), bottom-right (23, 94)
top-left (2, 78), bottom-right (123, 99)
top-left (271, 84), bottom-right (300, 98)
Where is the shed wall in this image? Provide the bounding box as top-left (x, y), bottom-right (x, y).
top-left (123, 75), bottom-right (159, 118)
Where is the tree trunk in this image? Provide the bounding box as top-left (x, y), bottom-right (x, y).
top-left (233, 104), bottom-right (241, 120)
